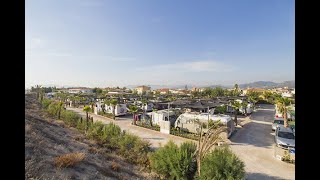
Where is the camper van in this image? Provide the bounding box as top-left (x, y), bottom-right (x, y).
top-left (175, 113), bottom-right (235, 138)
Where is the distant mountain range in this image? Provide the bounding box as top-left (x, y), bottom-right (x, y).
top-left (238, 81), bottom-right (295, 89)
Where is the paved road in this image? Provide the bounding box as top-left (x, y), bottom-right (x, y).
top-left (229, 104), bottom-right (295, 180)
top-left (68, 105), bottom-right (295, 180)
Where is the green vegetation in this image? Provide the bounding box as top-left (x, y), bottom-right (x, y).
top-left (230, 100), bottom-right (241, 126)
top-left (97, 111), bottom-right (115, 119)
top-left (199, 146), bottom-right (245, 180)
top-left (110, 99), bottom-right (118, 120)
top-left (275, 97), bottom-right (293, 127)
top-left (150, 141), bottom-right (197, 179)
top-left (214, 105), bottom-right (227, 114)
top-left (40, 97), bottom-right (245, 179)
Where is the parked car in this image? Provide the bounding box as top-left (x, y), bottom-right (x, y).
top-left (274, 125), bottom-right (295, 149)
top-left (272, 118), bottom-right (284, 131)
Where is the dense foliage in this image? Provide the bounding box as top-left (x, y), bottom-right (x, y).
top-left (150, 141), bottom-right (197, 179)
top-left (199, 146), bottom-right (245, 180)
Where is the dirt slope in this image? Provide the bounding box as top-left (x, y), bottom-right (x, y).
top-left (25, 94), bottom-right (154, 180)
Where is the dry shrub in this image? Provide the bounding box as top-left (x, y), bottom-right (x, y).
top-left (88, 147), bottom-right (99, 154)
top-left (110, 160), bottom-right (120, 171)
top-left (54, 152), bottom-right (85, 168)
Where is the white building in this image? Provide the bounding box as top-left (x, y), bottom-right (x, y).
top-left (94, 101), bottom-right (127, 116)
top-left (147, 109), bottom-right (178, 126)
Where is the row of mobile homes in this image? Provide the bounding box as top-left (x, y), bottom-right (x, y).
top-left (94, 101), bottom-right (127, 116)
top-left (174, 113), bottom-right (234, 138)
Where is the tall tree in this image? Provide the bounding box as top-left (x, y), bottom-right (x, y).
top-left (276, 97), bottom-right (292, 127)
top-left (247, 91), bottom-right (261, 109)
top-left (35, 85), bottom-right (42, 100)
top-left (141, 99), bottom-right (148, 124)
top-left (57, 101), bottom-right (64, 119)
top-left (110, 99), bottom-right (118, 120)
top-left (128, 105), bottom-right (138, 125)
top-left (241, 101), bottom-right (248, 116)
top-left (234, 84), bottom-right (239, 93)
top-left (230, 100), bottom-right (242, 126)
top-left (262, 91), bottom-right (273, 103)
top-left (83, 106), bottom-right (91, 130)
top-left (195, 120), bottom-right (226, 176)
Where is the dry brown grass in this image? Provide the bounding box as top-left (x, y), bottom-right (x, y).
top-left (54, 152), bottom-right (85, 168)
top-left (110, 160), bottom-right (120, 171)
top-left (88, 147), bottom-right (99, 154)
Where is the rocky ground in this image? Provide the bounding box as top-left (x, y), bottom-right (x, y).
top-left (25, 94), bottom-right (156, 180)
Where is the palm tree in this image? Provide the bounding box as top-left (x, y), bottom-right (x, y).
top-left (110, 99), bottom-right (118, 120)
top-left (103, 99), bottom-right (111, 113)
top-left (230, 100), bottom-right (242, 126)
top-left (241, 101), bottom-right (248, 116)
top-left (90, 102), bottom-right (95, 113)
top-left (35, 85), bottom-right (42, 100)
top-left (141, 99), bottom-right (148, 124)
top-left (234, 84), bottom-right (239, 95)
top-left (57, 101), bottom-right (64, 119)
top-left (247, 91), bottom-right (260, 109)
top-left (83, 105), bottom-right (91, 130)
top-left (195, 120), bottom-right (227, 176)
top-left (128, 105), bottom-right (139, 125)
top-left (276, 97), bottom-right (292, 128)
top-left (262, 91), bottom-right (273, 103)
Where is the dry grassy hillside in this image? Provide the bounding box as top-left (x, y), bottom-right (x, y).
top-left (25, 94), bottom-right (155, 180)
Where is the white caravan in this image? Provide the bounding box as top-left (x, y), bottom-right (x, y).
top-left (94, 101), bottom-right (127, 116)
top-left (175, 113), bottom-right (235, 138)
top-left (146, 108), bottom-right (179, 126)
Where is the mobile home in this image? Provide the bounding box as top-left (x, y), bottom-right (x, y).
top-left (175, 113), bottom-right (235, 138)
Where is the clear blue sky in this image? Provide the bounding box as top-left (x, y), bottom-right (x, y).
top-left (26, 0), bottom-right (294, 88)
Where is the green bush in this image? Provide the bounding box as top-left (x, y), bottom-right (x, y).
top-left (41, 99), bottom-right (53, 109)
top-left (118, 133), bottom-right (152, 166)
top-left (150, 140), bottom-right (197, 179)
top-left (199, 146), bottom-right (245, 180)
top-left (76, 118), bottom-right (87, 132)
top-left (86, 121), bottom-right (105, 140)
top-left (215, 105), bottom-right (227, 114)
top-left (60, 110), bottom-right (80, 127)
top-left (47, 102), bottom-right (59, 117)
top-left (100, 123), bottom-right (122, 148)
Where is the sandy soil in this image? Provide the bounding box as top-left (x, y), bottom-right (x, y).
top-left (25, 94), bottom-right (156, 180)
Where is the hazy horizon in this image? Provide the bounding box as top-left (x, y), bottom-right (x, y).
top-left (26, 0), bottom-right (294, 88)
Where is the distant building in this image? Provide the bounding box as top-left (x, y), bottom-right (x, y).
top-left (134, 85), bottom-right (151, 95)
top-left (242, 88), bottom-right (266, 95)
top-left (68, 88), bottom-right (93, 94)
top-left (159, 88), bottom-right (170, 95)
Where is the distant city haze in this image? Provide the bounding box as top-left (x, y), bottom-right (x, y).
top-left (26, 0), bottom-right (294, 88)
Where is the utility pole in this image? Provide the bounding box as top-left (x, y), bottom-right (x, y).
top-left (208, 106), bottom-right (210, 126)
top-left (168, 102), bottom-right (170, 122)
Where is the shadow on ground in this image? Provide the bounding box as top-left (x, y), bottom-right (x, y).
top-left (229, 120), bottom-right (275, 148)
top-left (246, 172), bottom-right (287, 180)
